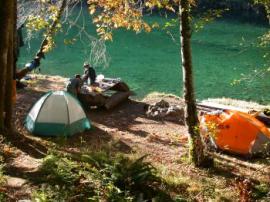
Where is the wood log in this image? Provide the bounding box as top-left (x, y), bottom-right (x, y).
top-left (209, 151), bottom-right (269, 172)
top-left (197, 102), bottom-right (270, 127)
top-left (209, 152), bottom-right (270, 183)
top-left (256, 112), bottom-right (270, 127)
top-left (104, 91), bottom-right (131, 110)
top-left (197, 102), bottom-right (249, 112)
top-left (78, 93), bottom-right (107, 107)
top-left (110, 82), bottom-right (130, 92)
top-left (15, 68), bottom-right (29, 80)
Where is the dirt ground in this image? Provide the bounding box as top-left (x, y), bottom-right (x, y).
top-left (15, 74), bottom-right (189, 164)
top-left (2, 74), bottom-right (270, 201)
top-left (2, 75), bottom-right (189, 199)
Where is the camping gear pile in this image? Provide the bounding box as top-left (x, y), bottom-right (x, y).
top-left (200, 109), bottom-right (270, 155)
top-left (145, 100), bottom-right (184, 123)
top-left (25, 91), bottom-right (91, 136)
top-left (78, 77), bottom-right (131, 110)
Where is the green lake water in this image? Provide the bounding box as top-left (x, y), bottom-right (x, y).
top-left (18, 10), bottom-right (270, 103)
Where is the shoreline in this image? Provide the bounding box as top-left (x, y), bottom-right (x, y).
top-left (21, 73), bottom-right (270, 110)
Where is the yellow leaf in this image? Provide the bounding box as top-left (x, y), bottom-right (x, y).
top-left (89, 7), bottom-right (96, 15)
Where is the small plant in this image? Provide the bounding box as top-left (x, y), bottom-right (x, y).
top-left (175, 196), bottom-right (188, 202)
top-left (110, 155), bottom-right (160, 198)
top-left (32, 188), bottom-right (48, 202)
top-left (0, 193), bottom-right (6, 202)
top-left (252, 183), bottom-right (270, 200)
top-left (39, 154), bottom-right (79, 185)
top-left (0, 160), bottom-right (6, 186)
top-left (36, 153), bottom-right (99, 201)
top-left (0, 153), bottom-right (7, 201)
top-left (263, 108), bottom-right (270, 116)
top-left (81, 152), bottom-right (171, 201)
top-left (32, 184), bottom-right (72, 201)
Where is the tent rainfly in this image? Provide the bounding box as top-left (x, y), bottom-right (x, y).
top-left (200, 110), bottom-right (270, 155)
top-left (25, 91), bottom-right (91, 136)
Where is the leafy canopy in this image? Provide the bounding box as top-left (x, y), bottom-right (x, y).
top-left (87, 0), bottom-right (179, 40)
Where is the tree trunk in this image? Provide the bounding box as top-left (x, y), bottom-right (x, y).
top-left (5, 0), bottom-right (16, 131)
top-left (0, 1), bottom-right (12, 133)
top-left (179, 0), bottom-right (208, 167)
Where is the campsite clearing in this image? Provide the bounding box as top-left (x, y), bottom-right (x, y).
top-left (1, 74), bottom-right (269, 201)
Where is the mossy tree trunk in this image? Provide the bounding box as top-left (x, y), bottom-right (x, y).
top-left (0, 1), bottom-right (10, 133)
top-left (5, 0), bottom-right (16, 131)
top-left (0, 0), bottom-right (15, 133)
top-left (179, 0), bottom-right (208, 167)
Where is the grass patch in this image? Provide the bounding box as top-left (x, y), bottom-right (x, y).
top-left (155, 162), bottom-right (238, 201)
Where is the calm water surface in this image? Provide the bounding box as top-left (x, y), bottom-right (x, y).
top-left (18, 12), bottom-right (270, 103)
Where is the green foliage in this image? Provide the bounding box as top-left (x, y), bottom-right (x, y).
top-left (33, 151), bottom-right (171, 201)
top-left (32, 184), bottom-right (75, 201)
top-left (0, 160), bottom-right (5, 186)
top-left (35, 152), bottom-right (97, 201)
top-left (264, 108), bottom-right (270, 115)
top-left (25, 1), bottom-right (63, 53)
top-left (259, 31), bottom-right (270, 47)
top-left (80, 152), bottom-right (168, 201)
top-left (252, 183), bottom-right (270, 200)
top-left (0, 144), bottom-right (6, 185)
top-left (32, 188), bottom-right (49, 202)
top-left (26, 15), bottom-right (49, 32)
top-left (254, 0), bottom-right (270, 66)
top-left (39, 154), bottom-right (79, 185)
top-left (0, 194), bottom-right (6, 202)
top-left (0, 149), bottom-right (6, 201)
top-left (108, 156), bottom-right (160, 199)
top-left (231, 67), bottom-right (270, 87)
top-left (253, 0), bottom-right (270, 18)
top-left (175, 196), bottom-right (188, 202)
top-left (163, 19), bottom-right (178, 30)
top-left (193, 9), bottom-right (229, 32)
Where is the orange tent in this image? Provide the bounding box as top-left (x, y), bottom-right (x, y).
top-left (200, 110), bottom-right (270, 155)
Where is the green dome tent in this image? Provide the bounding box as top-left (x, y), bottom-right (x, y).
top-left (25, 91), bottom-right (91, 136)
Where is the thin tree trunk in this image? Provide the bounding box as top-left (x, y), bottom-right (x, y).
top-left (5, 0), bottom-right (16, 131)
top-left (179, 0), bottom-right (207, 166)
top-left (38, 0), bottom-right (67, 55)
top-left (0, 1), bottom-right (12, 133)
top-left (16, 0), bottom-right (67, 80)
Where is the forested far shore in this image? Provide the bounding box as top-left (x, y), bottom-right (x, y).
top-left (196, 0), bottom-right (268, 23)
